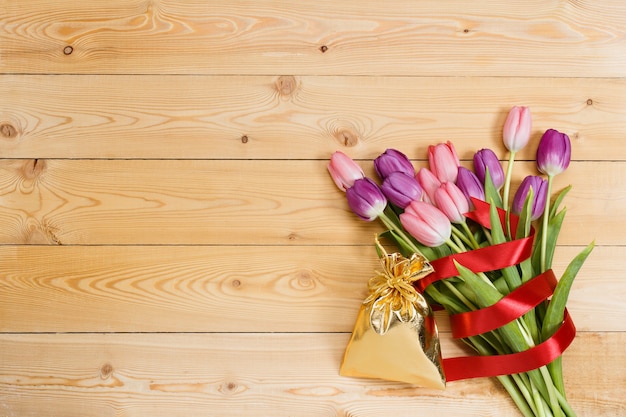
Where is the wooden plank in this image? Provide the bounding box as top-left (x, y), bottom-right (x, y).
top-left (2, 75), bottom-right (626, 160)
top-left (0, 245), bottom-right (620, 333)
top-left (0, 333), bottom-right (623, 417)
top-left (2, 0), bottom-right (625, 77)
top-left (0, 159), bottom-right (620, 245)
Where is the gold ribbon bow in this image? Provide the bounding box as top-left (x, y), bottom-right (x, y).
top-left (364, 239), bottom-right (434, 334)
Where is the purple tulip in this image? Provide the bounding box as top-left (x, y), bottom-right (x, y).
top-left (346, 178), bottom-right (387, 221)
top-left (512, 176), bottom-right (548, 220)
top-left (503, 106), bottom-right (532, 152)
top-left (400, 201), bottom-right (452, 247)
top-left (536, 129), bottom-right (571, 177)
top-left (473, 148), bottom-right (505, 190)
top-left (381, 172), bottom-right (423, 208)
top-left (456, 167), bottom-right (485, 206)
top-left (374, 148), bottom-right (415, 179)
top-left (328, 151), bottom-right (364, 191)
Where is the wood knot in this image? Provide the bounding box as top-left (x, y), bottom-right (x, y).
top-left (21, 159), bottom-right (46, 180)
top-left (219, 380), bottom-right (244, 395)
top-left (100, 363), bottom-right (114, 379)
top-left (232, 279), bottom-right (242, 288)
top-left (334, 128), bottom-right (359, 147)
top-left (586, 98), bottom-right (593, 105)
top-left (296, 270), bottom-right (315, 289)
top-left (63, 45), bottom-right (74, 55)
top-left (275, 75), bottom-right (298, 96)
top-left (240, 135), bottom-right (249, 144)
top-left (0, 123), bottom-right (18, 139)
top-left (319, 45), bottom-right (328, 53)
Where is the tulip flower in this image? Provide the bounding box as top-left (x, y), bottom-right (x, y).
top-left (374, 148), bottom-right (415, 179)
top-left (328, 151), bottom-right (365, 191)
top-left (400, 201), bottom-right (451, 247)
top-left (503, 106), bottom-right (532, 152)
top-left (416, 167), bottom-right (441, 204)
top-left (512, 176), bottom-right (548, 221)
top-left (473, 148), bottom-right (505, 190)
top-left (502, 106), bottom-right (531, 209)
top-left (456, 166), bottom-right (485, 206)
top-left (346, 178), bottom-right (387, 221)
top-left (381, 172), bottom-right (423, 208)
top-left (428, 141), bottom-right (460, 183)
top-left (536, 129), bottom-right (571, 272)
top-left (536, 129), bottom-right (571, 177)
top-left (434, 182), bottom-right (470, 224)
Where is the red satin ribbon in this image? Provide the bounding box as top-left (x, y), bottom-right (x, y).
top-left (413, 199), bottom-right (576, 381)
top-left (443, 310), bottom-right (576, 381)
top-left (449, 270), bottom-right (557, 338)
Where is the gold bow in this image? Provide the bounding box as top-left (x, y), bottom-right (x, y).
top-left (364, 238), bottom-right (434, 334)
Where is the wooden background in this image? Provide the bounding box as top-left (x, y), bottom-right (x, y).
top-left (1, 1), bottom-right (625, 416)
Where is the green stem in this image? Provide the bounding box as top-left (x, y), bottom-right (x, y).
top-left (503, 150), bottom-right (517, 210)
top-left (445, 238), bottom-right (465, 254)
top-left (555, 388), bottom-right (577, 417)
top-left (498, 375), bottom-right (536, 417)
top-left (510, 373), bottom-right (539, 417)
top-left (539, 365), bottom-right (563, 417)
top-left (461, 220), bottom-right (481, 249)
top-left (540, 175), bottom-right (554, 272)
top-left (443, 280), bottom-right (476, 310)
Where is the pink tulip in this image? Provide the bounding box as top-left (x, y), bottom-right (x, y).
top-left (327, 151), bottom-right (364, 191)
top-left (400, 201), bottom-right (451, 247)
top-left (434, 182), bottom-right (469, 224)
top-left (416, 168), bottom-right (441, 204)
top-left (503, 106), bottom-right (532, 152)
top-left (428, 141), bottom-right (460, 183)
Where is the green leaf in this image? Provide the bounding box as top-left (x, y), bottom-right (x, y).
top-left (515, 187), bottom-right (534, 240)
top-left (541, 241), bottom-right (595, 340)
top-left (424, 284), bottom-right (467, 314)
top-left (488, 203), bottom-right (521, 291)
top-left (549, 186), bottom-right (571, 220)
top-left (484, 167), bottom-right (503, 209)
top-left (532, 209), bottom-right (566, 272)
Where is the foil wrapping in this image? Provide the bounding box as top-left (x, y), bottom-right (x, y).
top-left (340, 243), bottom-right (445, 389)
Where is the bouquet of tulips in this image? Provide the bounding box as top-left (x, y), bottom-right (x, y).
top-left (328, 106), bottom-right (594, 417)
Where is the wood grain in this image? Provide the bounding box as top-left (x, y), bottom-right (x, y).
top-left (0, 333), bottom-right (623, 417)
top-left (1, 1), bottom-right (625, 415)
top-left (1, 75), bottom-right (625, 160)
top-left (2, 0), bottom-right (625, 77)
top-left (0, 159), bottom-right (620, 245)
top-left (0, 245), bottom-right (619, 333)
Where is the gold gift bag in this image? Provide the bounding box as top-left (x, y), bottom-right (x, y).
top-left (340, 243), bottom-right (445, 389)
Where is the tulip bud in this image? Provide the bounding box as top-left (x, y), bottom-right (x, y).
top-left (328, 151), bottom-right (365, 191)
top-left (503, 106), bottom-right (532, 152)
top-left (400, 201), bottom-right (451, 247)
top-left (512, 176), bottom-right (548, 220)
top-left (416, 168), bottom-right (441, 204)
top-left (434, 182), bottom-right (470, 224)
top-left (346, 178), bottom-right (387, 221)
top-left (381, 172), bottom-right (423, 208)
top-left (456, 167), bottom-right (485, 206)
top-left (536, 129), bottom-right (571, 177)
top-left (374, 148), bottom-right (415, 179)
top-left (473, 148), bottom-right (505, 190)
top-left (428, 141), bottom-right (460, 183)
